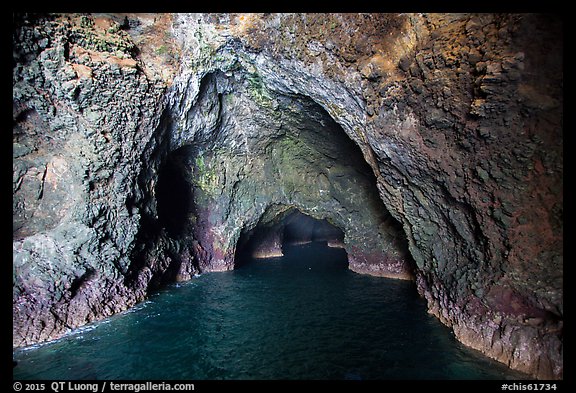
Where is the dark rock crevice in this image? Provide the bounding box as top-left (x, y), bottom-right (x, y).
top-left (155, 146), bottom-right (195, 238)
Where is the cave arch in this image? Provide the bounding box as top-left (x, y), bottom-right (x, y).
top-left (150, 69), bottom-right (416, 280)
top-left (282, 209), bottom-right (345, 248)
top-left (233, 206), bottom-right (348, 269)
top-left (11, 13), bottom-right (562, 379)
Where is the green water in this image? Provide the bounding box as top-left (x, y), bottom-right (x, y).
top-left (13, 243), bottom-right (527, 380)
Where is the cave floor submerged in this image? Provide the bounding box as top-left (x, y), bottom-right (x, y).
top-left (13, 243), bottom-right (528, 380)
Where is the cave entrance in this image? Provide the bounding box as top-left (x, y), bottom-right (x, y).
top-left (234, 208), bottom-right (347, 270)
top-left (152, 71), bottom-right (414, 280)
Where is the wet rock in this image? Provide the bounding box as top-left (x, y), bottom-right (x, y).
top-left (12, 14), bottom-right (170, 347)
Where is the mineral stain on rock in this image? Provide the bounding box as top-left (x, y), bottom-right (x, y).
top-left (13, 13), bottom-right (562, 379)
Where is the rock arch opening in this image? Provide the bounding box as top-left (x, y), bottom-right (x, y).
top-left (233, 207), bottom-right (348, 269)
top-left (282, 210), bottom-right (346, 248)
top-left (149, 69), bottom-right (416, 280)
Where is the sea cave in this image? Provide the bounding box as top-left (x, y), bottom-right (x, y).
top-left (12, 13), bottom-right (562, 380)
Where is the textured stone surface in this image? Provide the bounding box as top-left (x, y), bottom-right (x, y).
top-left (12, 13), bottom-right (174, 347)
top-left (13, 13), bottom-right (562, 379)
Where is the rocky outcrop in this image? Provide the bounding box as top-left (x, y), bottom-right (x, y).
top-left (12, 13), bottom-right (177, 347)
top-left (13, 13), bottom-right (562, 379)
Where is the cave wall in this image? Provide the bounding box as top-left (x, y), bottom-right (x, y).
top-left (12, 13), bottom-right (178, 347)
top-left (13, 13), bottom-right (562, 379)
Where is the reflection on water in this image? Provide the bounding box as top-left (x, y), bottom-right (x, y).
top-left (13, 243), bottom-right (527, 380)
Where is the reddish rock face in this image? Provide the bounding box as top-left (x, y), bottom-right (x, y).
top-left (13, 13), bottom-right (561, 379)
top-left (347, 246), bottom-right (414, 280)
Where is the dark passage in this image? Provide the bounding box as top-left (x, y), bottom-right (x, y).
top-left (155, 146), bottom-right (195, 237)
top-left (234, 208), bottom-right (347, 269)
top-left (13, 242), bottom-right (526, 380)
top-left (282, 210), bottom-right (345, 247)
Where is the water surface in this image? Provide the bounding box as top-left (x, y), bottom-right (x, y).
top-left (13, 243), bottom-right (527, 380)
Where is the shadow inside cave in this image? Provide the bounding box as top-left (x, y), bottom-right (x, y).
top-left (155, 145), bottom-right (198, 238)
top-left (233, 208), bottom-right (348, 270)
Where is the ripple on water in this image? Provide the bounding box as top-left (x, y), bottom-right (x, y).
top-left (14, 243), bottom-right (528, 380)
